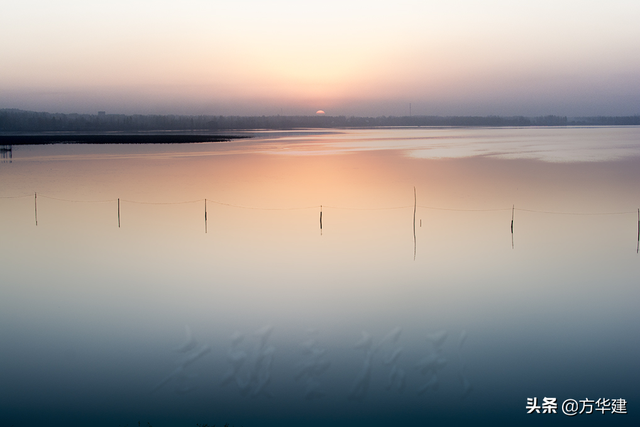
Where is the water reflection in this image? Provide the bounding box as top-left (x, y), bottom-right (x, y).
top-left (0, 128), bottom-right (639, 426)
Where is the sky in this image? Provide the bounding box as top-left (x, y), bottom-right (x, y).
top-left (1, 0), bottom-right (640, 117)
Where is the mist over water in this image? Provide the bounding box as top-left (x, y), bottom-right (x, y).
top-left (1, 128), bottom-right (639, 426)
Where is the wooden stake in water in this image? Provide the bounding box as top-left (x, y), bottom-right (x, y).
top-left (320, 205), bottom-right (323, 235)
top-left (34, 192), bottom-right (38, 226)
top-left (511, 205), bottom-right (515, 249)
top-left (413, 187), bottom-right (417, 260)
top-left (511, 205), bottom-right (514, 233)
top-left (205, 199), bottom-right (208, 234)
top-left (117, 198), bottom-right (120, 228)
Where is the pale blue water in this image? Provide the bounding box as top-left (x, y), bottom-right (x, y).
top-left (1, 127), bottom-right (639, 426)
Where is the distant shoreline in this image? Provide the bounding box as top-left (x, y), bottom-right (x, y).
top-left (2, 109), bottom-right (639, 133)
top-left (0, 134), bottom-right (250, 145)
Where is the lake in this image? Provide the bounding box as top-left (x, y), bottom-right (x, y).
top-left (1, 127), bottom-right (639, 426)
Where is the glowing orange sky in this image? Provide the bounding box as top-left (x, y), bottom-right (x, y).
top-left (1, 0), bottom-right (639, 116)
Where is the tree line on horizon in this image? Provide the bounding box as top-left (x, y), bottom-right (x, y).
top-left (1, 109), bottom-right (639, 132)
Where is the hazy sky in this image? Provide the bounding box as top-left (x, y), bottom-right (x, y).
top-left (1, 0), bottom-right (639, 116)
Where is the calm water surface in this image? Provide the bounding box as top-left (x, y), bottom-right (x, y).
top-left (1, 127), bottom-right (639, 426)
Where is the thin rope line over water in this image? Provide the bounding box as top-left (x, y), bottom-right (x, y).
top-left (39, 194), bottom-right (117, 203)
top-left (120, 198), bottom-right (202, 205)
top-left (322, 205), bottom-right (412, 210)
top-left (1, 193), bottom-right (637, 216)
top-left (207, 200), bottom-right (319, 210)
top-left (419, 205), bottom-right (511, 212)
top-left (0, 194), bottom-right (32, 199)
top-left (516, 208), bottom-right (634, 216)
